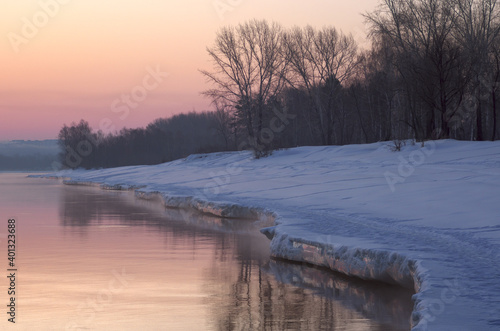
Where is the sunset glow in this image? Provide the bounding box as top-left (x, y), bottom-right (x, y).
top-left (0, 0), bottom-right (378, 140)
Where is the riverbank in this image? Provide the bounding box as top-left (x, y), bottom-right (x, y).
top-left (38, 140), bottom-right (500, 330)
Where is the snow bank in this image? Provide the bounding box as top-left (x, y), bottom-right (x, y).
top-left (262, 226), bottom-right (421, 290)
top-left (34, 140), bottom-right (500, 330)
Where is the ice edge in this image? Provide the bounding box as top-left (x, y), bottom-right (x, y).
top-left (262, 224), bottom-right (427, 329)
top-left (65, 179), bottom-right (427, 329)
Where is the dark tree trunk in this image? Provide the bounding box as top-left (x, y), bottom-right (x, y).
top-left (492, 90), bottom-right (497, 141)
top-left (476, 101), bottom-right (483, 141)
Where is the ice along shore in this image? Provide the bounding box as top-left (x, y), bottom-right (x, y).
top-left (40, 140), bottom-right (500, 330)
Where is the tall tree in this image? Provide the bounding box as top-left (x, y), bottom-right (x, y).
top-left (367, 0), bottom-right (467, 140)
top-left (201, 20), bottom-right (289, 156)
top-left (452, 0), bottom-right (500, 140)
top-left (284, 26), bottom-right (358, 144)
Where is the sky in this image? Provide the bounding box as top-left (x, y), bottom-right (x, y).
top-left (0, 0), bottom-right (379, 141)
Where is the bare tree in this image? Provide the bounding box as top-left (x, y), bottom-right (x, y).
top-left (352, 39), bottom-right (402, 142)
top-left (451, 0), bottom-right (500, 140)
top-left (284, 26), bottom-right (358, 145)
top-left (201, 20), bottom-right (289, 156)
top-left (490, 35), bottom-right (500, 139)
top-left (212, 99), bottom-right (235, 150)
top-left (366, 0), bottom-right (467, 140)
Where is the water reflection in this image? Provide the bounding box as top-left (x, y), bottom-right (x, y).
top-left (58, 184), bottom-right (412, 330)
top-left (60, 185), bottom-right (257, 232)
top-left (263, 260), bottom-right (413, 330)
top-left (202, 257), bottom-right (412, 331)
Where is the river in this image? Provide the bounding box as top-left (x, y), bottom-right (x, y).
top-left (0, 173), bottom-right (413, 330)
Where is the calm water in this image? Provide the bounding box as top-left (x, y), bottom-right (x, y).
top-left (0, 174), bottom-right (413, 330)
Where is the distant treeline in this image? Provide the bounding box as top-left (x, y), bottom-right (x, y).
top-left (59, 2), bottom-right (500, 169)
top-left (58, 112), bottom-right (229, 169)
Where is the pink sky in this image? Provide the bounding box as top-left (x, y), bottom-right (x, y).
top-left (0, 0), bottom-right (378, 140)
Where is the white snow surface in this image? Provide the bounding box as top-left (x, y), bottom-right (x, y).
top-left (43, 140), bottom-right (500, 330)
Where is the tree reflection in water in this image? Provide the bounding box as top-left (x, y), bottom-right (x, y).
top-left (60, 184), bottom-right (412, 330)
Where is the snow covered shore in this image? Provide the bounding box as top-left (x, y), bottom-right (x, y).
top-left (40, 140), bottom-right (500, 330)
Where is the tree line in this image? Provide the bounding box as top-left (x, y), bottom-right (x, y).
top-left (57, 113), bottom-right (228, 169)
top-left (203, 0), bottom-right (500, 150)
top-left (58, 0), bottom-right (500, 169)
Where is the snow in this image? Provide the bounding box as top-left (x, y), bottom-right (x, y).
top-left (36, 140), bottom-right (500, 330)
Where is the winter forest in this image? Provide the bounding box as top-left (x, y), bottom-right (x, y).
top-left (59, 0), bottom-right (500, 169)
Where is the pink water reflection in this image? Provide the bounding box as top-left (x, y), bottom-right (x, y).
top-left (0, 174), bottom-right (412, 330)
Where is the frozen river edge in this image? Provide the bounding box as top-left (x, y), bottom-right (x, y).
top-left (35, 140), bottom-right (500, 330)
top-left (45, 179), bottom-right (422, 329)
top-left (63, 180), bottom-right (424, 327)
